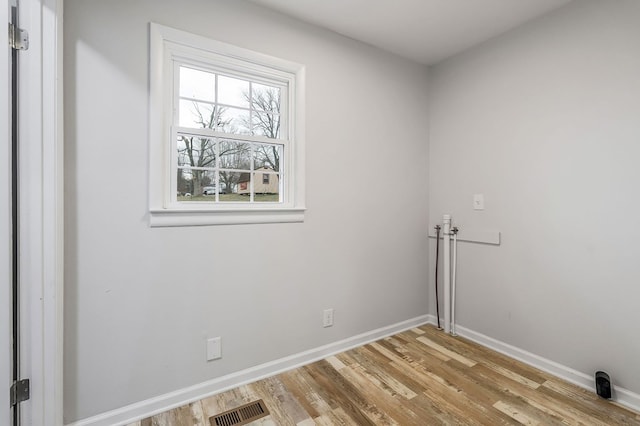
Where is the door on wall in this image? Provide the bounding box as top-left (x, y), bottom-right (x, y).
top-left (3, 0), bottom-right (29, 424)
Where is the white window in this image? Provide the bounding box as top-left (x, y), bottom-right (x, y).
top-left (149, 23), bottom-right (305, 226)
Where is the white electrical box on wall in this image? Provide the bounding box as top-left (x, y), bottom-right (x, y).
top-left (206, 337), bottom-right (222, 361)
top-left (473, 194), bottom-right (485, 210)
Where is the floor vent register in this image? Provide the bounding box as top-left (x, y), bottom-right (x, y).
top-left (209, 399), bottom-right (270, 426)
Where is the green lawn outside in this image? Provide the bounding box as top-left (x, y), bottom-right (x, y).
top-left (178, 194), bottom-right (279, 202)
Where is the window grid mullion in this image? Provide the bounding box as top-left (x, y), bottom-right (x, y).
top-left (178, 97), bottom-right (281, 118)
top-left (177, 166), bottom-right (216, 171)
top-left (214, 138), bottom-right (220, 202)
top-left (173, 62), bottom-right (180, 127)
top-left (175, 126), bottom-right (287, 146)
top-left (172, 65), bottom-right (181, 204)
top-left (213, 73), bottom-right (219, 132)
top-left (250, 143), bottom-right (254, 203)
top-left (249, 81), bottom-right (254, 137)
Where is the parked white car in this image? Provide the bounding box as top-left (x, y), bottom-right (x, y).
top-left (202, 185), bottom-right (227, 195)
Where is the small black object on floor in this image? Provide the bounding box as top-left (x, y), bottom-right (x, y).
top-left (595, 371), bottom-right (612, 399)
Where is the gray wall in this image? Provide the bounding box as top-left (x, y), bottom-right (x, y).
top-left (429, 0), bottom-right (640, 395)
top-left (64, 0), bottom-right (430, 422)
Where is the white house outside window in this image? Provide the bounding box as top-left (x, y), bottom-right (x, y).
top-left (149, 23), bottom-right (306, 226)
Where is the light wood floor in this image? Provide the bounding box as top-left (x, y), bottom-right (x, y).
top-left (129, 324), bottom-right (640, 425)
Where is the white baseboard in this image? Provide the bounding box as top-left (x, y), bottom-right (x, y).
top-left (425, 317), bottom-right (640, 414)
top-left (67, 314), bottom-right (431, 426)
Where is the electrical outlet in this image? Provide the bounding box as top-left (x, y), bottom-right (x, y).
top-left (206, 337), bottom-right (222, 361)
top-left (473, 193), bottom-right (485, 210)
top-left (323, 308), bottom-right (334, 327)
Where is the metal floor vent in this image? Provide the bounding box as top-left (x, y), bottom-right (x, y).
top-left (209, 399), bottom-right (269, 426)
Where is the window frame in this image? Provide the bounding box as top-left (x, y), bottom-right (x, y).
top-left (149, 23), bottom-right (305, 226)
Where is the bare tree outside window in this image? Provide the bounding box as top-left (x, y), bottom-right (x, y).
top-left (176, 68), bottom-right (284, 202)
top-left (242, 86), bottom-right (281, 172)
top-left (219, 140), bottom-right (250, 194)
top-left (177, 103), bottom-right (224, 195)
top-left (178, 102), bottom-right (250, 195)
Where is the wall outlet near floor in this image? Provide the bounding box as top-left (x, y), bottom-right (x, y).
top-left (206, 337), bottom-right (222, 361)
top-left (323, 308), bottom-right (334, 327)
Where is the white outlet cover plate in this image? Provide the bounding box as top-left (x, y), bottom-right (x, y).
top-left (207, 337), bottom-right (222, 361)
top-left (323, 308), bottom-right (334, 327)
top-left (473, 194), bottom-right (485, 210)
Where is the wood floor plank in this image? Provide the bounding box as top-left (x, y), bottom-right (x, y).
top-left (483, 362), bottom-right (542, 389)
top-left (540, 380), bottom-right (640, 425)
top-left (369, 339), bottom-right (516, 425)
top-left (396, 338), bottom-right (453, 364)
top-left (306, 360), bottom-right (393, 425)
top-left (493, 400), bottom-right (540, 425)
top-left (354, 344), bottom-right (396, 367)
top-left (133, 324), bottom-right (640, 426)
top-left (417, 326), bottom-right (553, 384)
top-left (388, 357), bottom-right (521, 425)
top-left (420, 381), bottom-right (502, 425)
top-left (336, 363), bottom-right (416, 425)
top-left (325, 355), bottom-right (347, 371)
top-left (416, 336), bottom-right (477, 367)
top-left (407, 393), bottom-right (473, 425)
top-left (250, 377), bottom-right (312, 425)
top-left (279, 369), bottom-right (325, 419)
top-left (480, 366), bottom-right (598, 425)
top-left (329, 407), bottom-right (360, 425)
top-left (347, 348), bottom-right (417, 399)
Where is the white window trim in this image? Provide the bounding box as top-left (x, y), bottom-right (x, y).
top-left (149, 23), bottom-right (305, 226)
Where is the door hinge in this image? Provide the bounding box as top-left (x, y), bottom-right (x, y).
top-left (8, 23), bottom-right (29, 51)
top-left (9, 379), bottom-right (30, 407)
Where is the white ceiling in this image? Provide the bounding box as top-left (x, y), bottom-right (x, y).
top-left (250, 0), bottom-right (572, 65)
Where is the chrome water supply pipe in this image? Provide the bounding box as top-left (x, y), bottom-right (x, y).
top-left (434, 225), bottom-right (442, 330)
top-left (451, 226), bottom-right (459, 336)
top-left (442, 215), bottom-right (451, 334)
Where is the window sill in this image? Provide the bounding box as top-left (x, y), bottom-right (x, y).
top-left (149, 207), bottom-right (306, 227)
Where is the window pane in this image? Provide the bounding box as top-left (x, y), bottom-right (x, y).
top-left (253, 144), bottom-right (282, 172)
top-left (252, 112), bottom-right (280, 139)
top-left (219, 140), bottom-right (251, 170)
top-left (218, 75), bottom-right (250, 108)
top-left (253, 171), bottom-right (280, 202)
top-left (180, 67), bottom-right (215, 102)
top-left (218, 107), bottom-right (251, 135)
top-left (177, 169), bottom-right (215, 201)
top-left (219, 172), bottom-right (249, 202)
top-left (177, 135), bottom-right (216, 168)
top-left (179, 100), bottom-right (221, 129)
top-left (251, 83), bottom-right (280, 113)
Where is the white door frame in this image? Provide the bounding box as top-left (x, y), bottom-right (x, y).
top-left (15, 0), bottom-right (64, 424)
top-left (2, 1), bottom-right (63, 423)
top-left (1, 1), bottom-right (14, 424)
